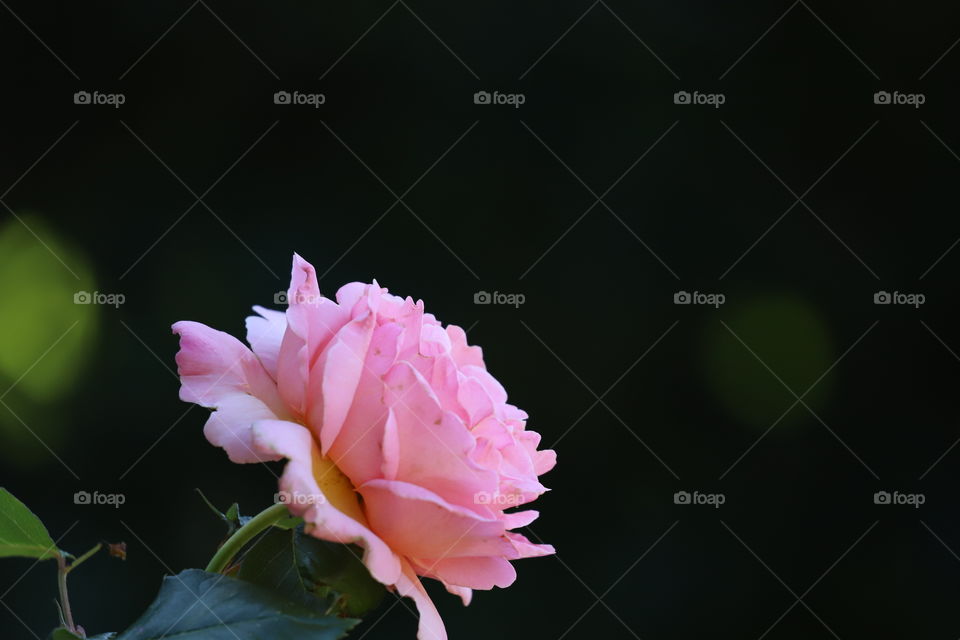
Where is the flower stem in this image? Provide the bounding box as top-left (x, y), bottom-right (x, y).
top-left (66, 543), bottom-right (102, 575)
top-left (56, 552), bottom-right (76, 633)
top-left (205, 502), bottom-right (290, 573)
top-left (55, 543), bottom-right (102, 634)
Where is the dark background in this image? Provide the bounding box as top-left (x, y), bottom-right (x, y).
top-left (2, 2), bottom-right (960, 638)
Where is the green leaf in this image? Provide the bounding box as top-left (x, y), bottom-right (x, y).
top-left (239, 526), bottom-right (386, 618)
top-left (0, 488), bottom-right (59, 560)
top-left (239, 528), bottom-right (330, 611)
top-left (294, 530), bottom-right (386, 617)
top-left (114, 569), bottom-right (356, 640)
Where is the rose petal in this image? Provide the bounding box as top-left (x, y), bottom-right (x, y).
top-left (446, 324), bottom-right (483, 368)
top-left (420, 323), bottom-right (451, 357)
top-left (503, 532), bottom-right (555, 559)
top-left (440, 581), bottom-right (472, 606)
top-left (315, 314), bottom-right (400, 485)
top-left (173, 321), bottom-right (281, 409)
top-left (313, 310), bottom-right (376, 454)
top-left (382, 362), bottom-right (498, 510)
top-left (252, 419), bottom-right (402, 586)
top-left (358, 479), bottom-right (509, 560)
top-left (394, 559), bottom-right (447, 640)
top-left (533, 448), bottom-right (557, 475)
top-left (456, 375), bottom-right (494, 427)
top-left (419, 555), bottom-right (517, 590)
top-left (202, 394), bottom-right (282, 463)
top-left (501, 509), bottom-right (539, 529)
top-left (173, 321), bottom-right (287, 462)
top-left (276, 256), bottom-right (348, 416)
top-left (244, 306), bottom-right (287, 380)
top-left (461, 365), bottom-right (507, 405)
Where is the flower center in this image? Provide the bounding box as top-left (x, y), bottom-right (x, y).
top-left (310, 447), bottom-right (366, 523)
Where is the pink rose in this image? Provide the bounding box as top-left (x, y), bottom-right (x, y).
top-left (172, 254), bottom-right (556, 640)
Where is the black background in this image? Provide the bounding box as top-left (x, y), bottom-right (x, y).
top-left (2, 2), bottom-right (960, 638)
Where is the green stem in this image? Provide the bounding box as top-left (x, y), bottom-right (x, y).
top-left (56, 552), bottom-right (76, 633)
top-left (66, 543), bottom-right (102, 575)
top-left (205, 502), bottom-right (290, 573)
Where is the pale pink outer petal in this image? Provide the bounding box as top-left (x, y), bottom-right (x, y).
top-left (501, 510), bottom-right (539, 529)
top-left (358, 479), bottom-right (510, 559)
top-left (251, 419), bottom-right (402, 586)
top-left (394, 559), bottom-right (448, 640)
top-left (245, 306), bottom-right (287, 380)
top-left (173, 321), bottom-right (279, 407)
top-left (417, 555), bottom-right (517, 590)
top-left (419, 323), bottom-right (450, 357)
top-left (172, 321), bottom-right (287, 463)
top-left (532, 448), bottom-right (558, 475)
top-left (504, 532), bottom-right (555, 559)
top-left (461, 365), bottom-right (507, 404)
top-left (446, 324), bottom-right (483, 367)
top-left (202, 394), bottom-right (281, 464)
top-left (442, 582), bottom-right (472, 606)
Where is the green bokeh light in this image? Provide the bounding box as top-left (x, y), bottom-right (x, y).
top-left (0, 215), bottom-right (98, 465)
